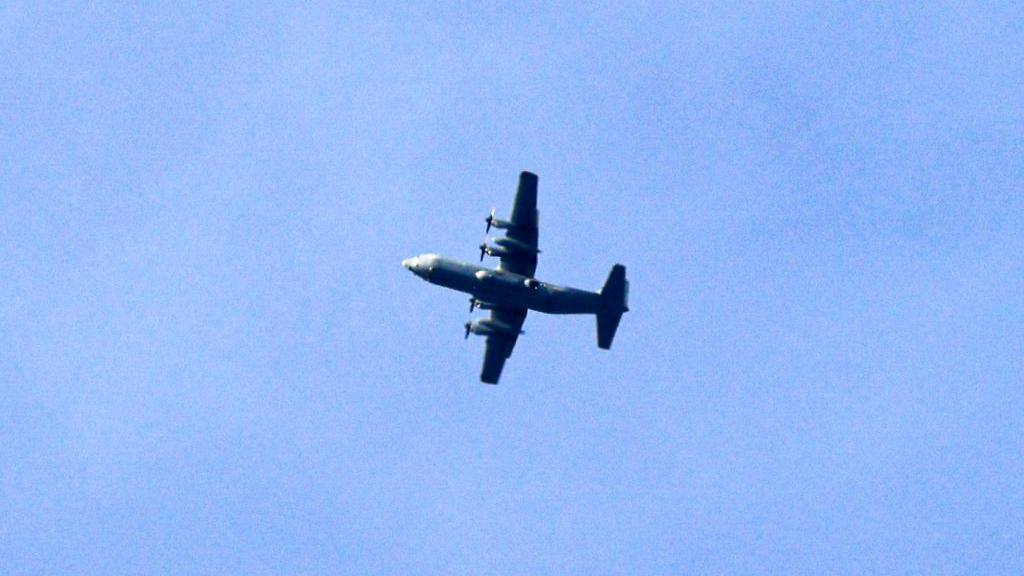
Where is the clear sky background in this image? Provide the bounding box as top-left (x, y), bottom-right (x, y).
top-left (3, 2), bottom-right (1023, 574)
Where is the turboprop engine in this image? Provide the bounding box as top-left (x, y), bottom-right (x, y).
top-left (478, 242), bottom-right (512, 261)
top-left (493, 236), bottom-right (540, 254)
top-left (479, 236), bottom-right (541, 261)
top-left (463, 319), bottom-right (525, 339)
top-left (469, 298), bottom-right (505, 312)
top-left (484, 208), bottom-right (513, 234)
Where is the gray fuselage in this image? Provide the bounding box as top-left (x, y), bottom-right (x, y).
top-left (402, 253), bottom-right (602, 314)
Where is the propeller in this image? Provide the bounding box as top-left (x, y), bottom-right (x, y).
top-left (485, 208), bottom-right (496, 234)
top-left (464, 321), bottom-right (472, 340)
top-left (478, 242), bottom-right (487, 261)
top-left (469, 297), bottom-right (477, 313)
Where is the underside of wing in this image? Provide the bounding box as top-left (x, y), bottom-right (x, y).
top-left (479, 307), bottom-right (527, 384)
top-left (480, 335), bottom-right (511, 384)
top-left (496, 172), bottom-right (539, 278)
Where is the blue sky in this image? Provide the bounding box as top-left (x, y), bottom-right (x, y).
top-left (2, 2), bottom-right (1023, 574)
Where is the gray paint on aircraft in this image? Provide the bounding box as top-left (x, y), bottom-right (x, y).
top-left (403, 171), bottom-right (628, 384)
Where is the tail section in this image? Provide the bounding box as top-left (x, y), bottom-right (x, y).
top-left (596, 264), bottom-right (628, 349)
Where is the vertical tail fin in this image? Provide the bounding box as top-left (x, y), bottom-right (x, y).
top-left (597, 264), bottom-right (628, 350)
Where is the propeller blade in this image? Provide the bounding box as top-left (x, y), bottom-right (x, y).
top-left (485, 208), bottom-right (495, 234)
top-left (469, 298), bottom-right (476, 313)
top-left (464, 322), bottom-right (471, 339)
top-left (479, 243), bottom-right (486, 261)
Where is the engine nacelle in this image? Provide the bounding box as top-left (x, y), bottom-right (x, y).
top-left (479, 243), bottom-right (512, 260)
top-left (493, 236), bottom-right (540, 254)
top-left (471, 298), bottom-right (503, 311)
top-left (465, 318), bottom-right (524, 338)
top-left (483, 244), bottom-right (514, 257)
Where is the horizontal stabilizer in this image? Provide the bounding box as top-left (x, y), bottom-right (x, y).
top-left (597, 311), bottom-right (623, 350)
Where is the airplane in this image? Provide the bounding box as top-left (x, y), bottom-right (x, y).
top-left (402, 171), bottom-right (629, 384)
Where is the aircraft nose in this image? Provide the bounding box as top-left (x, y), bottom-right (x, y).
top-left (402, 257), bottom-right (416, 270)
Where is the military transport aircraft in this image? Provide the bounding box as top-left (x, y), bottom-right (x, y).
top-left (402, 171), bottom-right (628, 384)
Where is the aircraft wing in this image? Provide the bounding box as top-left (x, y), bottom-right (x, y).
top-left (479, 307), bottom-right (528, 384)
top-left (496, 172), bottom-right (539, 278)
